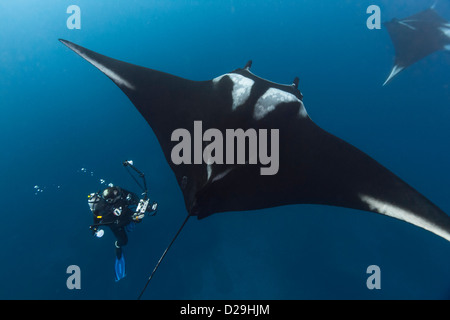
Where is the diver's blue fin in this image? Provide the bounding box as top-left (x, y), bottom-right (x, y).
top-left (125, 221), bottom-right (136, 233)
top-left (115, 253), bottom-right (126, 282)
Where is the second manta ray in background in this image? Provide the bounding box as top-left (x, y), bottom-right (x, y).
top-left (383, 7), bottom-right (450, 86)
top-left (60, 39), bottom-right (450, 297)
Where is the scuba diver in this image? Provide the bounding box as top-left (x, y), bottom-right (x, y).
top-left (87, 161), bottom-right (157, 281)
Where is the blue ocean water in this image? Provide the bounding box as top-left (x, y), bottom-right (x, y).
top-left (1, 0), bottom-right (450, 300)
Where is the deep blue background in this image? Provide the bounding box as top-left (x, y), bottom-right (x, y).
top-left (1, 0), bottom-right (450, 299)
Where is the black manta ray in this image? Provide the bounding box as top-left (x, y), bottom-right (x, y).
top-left (60, 39), bottom-right (450, 298)
top-left (383, 7), bottom-right (450, 86)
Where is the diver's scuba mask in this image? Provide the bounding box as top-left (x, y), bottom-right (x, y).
top-left (103, 187), bottom-right (121, 204)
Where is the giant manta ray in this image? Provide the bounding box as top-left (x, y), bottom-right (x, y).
top-left (383, 7), bottom-right (450, 86)
top-left (60, 39), bottom-right (450, 297)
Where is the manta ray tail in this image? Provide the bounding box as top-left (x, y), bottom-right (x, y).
top-left (137, 214), bottom-right (191, 300)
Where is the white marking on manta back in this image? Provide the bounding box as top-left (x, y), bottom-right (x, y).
top-left (359, 194), bottom-right (450, 242)
top-left (213, 73), bottom-right (254, 110)
top-left (67, 44), bottom-right (135, 91)
top-left (298, 100), bottom-right (308, 118)
top-left (253, 87), bottom-right (307, 120)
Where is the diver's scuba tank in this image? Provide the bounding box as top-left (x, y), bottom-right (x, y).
top-left (87, 192), bottom-right (101, 212)
top-left (88, 192), bottom-right (112, 236)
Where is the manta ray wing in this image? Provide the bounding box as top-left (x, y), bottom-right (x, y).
top-left (60, 39), bottom-right (450, 242)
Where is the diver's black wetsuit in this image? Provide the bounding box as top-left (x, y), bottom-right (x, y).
top-left (90, 187), bottom-right (140, 257)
